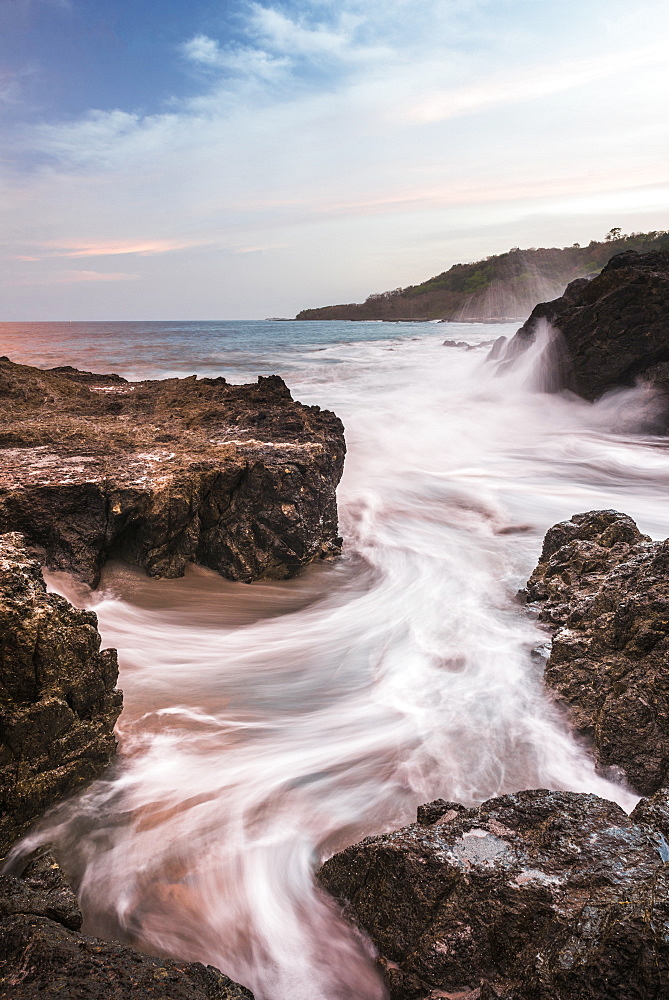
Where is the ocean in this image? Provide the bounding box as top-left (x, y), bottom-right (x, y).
top-left (4, 319), bottom-right (669, 999)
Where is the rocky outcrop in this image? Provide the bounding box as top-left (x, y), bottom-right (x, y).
top-left (319, 788), bottom-right (669, 1000)
top-left (0, 850), bottom-right (252, 999)
top-left (0, 533), bottom-right (122, 855)
top-left (525, 509), bottom-right (669, 795)
top-left (0, 357), bottom-right (345, 586)
top-left (490, 250), bottom-right (669, 407)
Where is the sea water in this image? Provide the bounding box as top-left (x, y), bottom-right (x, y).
top-left (4, 319), bottom-right (669, 999)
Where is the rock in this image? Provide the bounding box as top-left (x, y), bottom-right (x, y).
top-left (318, 788), bottom-right (669, 999)
top-left (526, 509), bottom-right (669, 794)
top-left (493, 250), bottom-right (669, 406)
top-left (0, 358), bottom-right (345, 586)
top-left (47, 365), bottom-right (129, 386)
top-left (631, 787), bottom-right (669, 848)
top-left (0, 851), bottom-right (82, 931)
top-left (0, 533), bottom-right (122, 855)
top-left (0, 851), bottom-right (253, 999)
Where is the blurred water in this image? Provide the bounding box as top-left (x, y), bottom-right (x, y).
top-left (8, 320), bottom-right (669, 999)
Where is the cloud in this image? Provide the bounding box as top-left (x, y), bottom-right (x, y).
top-left (55, 270), bottom-right (138, 283)
top-left (7, 269), bottom-right (140, 286)
top-left (231, 243), bottom-right (289, 254)
top-left (247, 4), bottom-right (365, 59)
top-left (401, 42), bottom-right (669, 124)
top-left (182, 34), bottom-right (290, 80)
top-left (3, 0), bottom-right (669, 318)
top-left (43, 238), bottom-right (203, 258)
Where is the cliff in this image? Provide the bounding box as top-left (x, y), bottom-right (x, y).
top-left (296, 230), bottom-right (669, 322)
top-left (0, 358), bottom-right (346, 586)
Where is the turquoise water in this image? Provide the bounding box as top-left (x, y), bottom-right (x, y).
top-left (0, 318), bottom-right (496, 382)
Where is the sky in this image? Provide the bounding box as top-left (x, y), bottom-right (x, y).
top-left (1, 0), bottom-right (669, 320)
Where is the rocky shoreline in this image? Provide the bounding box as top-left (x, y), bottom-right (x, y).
top-left (4, 251), bottom-right (669, 999)
top-left (0, 360), bottom-right (349, 997)
top-left (318, 510), bottom-right (669, 1000)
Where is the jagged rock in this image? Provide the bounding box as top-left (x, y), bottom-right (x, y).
top-left (526, 509), bottom-right (669, 794)
top-left (0, 852), bottom-right (253, 999)
top-left (631, 787), bottom-right (669, 847)
top-left (0, 358), bottom-right (345, 585)
top-left (493, 250), bottom-right (669, 408)
top-left (0, 533), bottom-right (122, 855)
top-left (47, 365), bottom-right (128, 386)
top-left (318, 789), bottom-right (669, 999)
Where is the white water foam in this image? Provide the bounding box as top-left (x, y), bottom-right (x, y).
top-left (15, 325), bottom-right (669, 999)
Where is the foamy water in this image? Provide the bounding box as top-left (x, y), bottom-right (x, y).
top-left (11, 321), bottom-right (669, 999)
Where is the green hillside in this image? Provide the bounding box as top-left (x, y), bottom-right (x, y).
top-left (295, 230), bottom-right (669, 322)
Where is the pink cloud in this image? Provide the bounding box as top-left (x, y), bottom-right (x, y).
top-left (45, 238), bottom-right (203, 258)
top-left (56, 270), bottom-right (139, 283)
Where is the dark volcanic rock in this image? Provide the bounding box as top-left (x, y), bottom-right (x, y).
top-left (526, 509), bottom-right (669, 795)
top-left (0, 533), bottom-right (122, 855)
top-left (0, 358), bottom-right (345, 585)
top-left (47, 365), bottom-right (129, 386)
top-left (0, 852), bottom-right (253, 1000)
top-left (497, 250), bottom-right (669, 405)
top-left (319, 789), bottom-right (669, 999)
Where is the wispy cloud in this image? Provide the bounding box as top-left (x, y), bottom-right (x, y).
top-left (401, 42), bottom-right (669, 124)
top-left (55, 270), bottom-right (138, 283)
top-left (182, 34), bottom-right (290, 80)
top-left (44, 238), bottom-right (202, 258)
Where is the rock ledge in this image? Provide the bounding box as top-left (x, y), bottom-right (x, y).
top-left (0, 358), bottom-right (345, 585)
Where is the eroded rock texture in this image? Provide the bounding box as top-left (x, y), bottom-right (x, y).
top-left (0, 533), bottom-right (122, 855)
top-left (0, 851), bottom-right (253, 1000)
top-left (526, 509), bottom-right (669, 795)
top-left (319, 789), bottom-right (669, 1000)
top-left (0, 358), bottom-right (345, 585)
top-left (490, 249), bottom-right (669, 408)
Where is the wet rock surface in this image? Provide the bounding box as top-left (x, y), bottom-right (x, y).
top-left (319, 788), bottom-right (669, 999)
top-left (490, 249), bottom-right (669, 409)
top-left (526, 509), bottom-right (669, 795)
top-left (0, 357), bottom-right (345, 585)
top-left (0, 851), bottom-right (253, 1000)
top-left (0, 533), bottom-right (122, 855)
